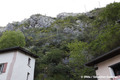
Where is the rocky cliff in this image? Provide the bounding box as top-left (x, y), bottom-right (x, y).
top-left (0, 27), bottom-right (6, 32)
top-left (0, 8), bottom-right (102, 49)
top-left (5, 14), bottom-right (56, 31)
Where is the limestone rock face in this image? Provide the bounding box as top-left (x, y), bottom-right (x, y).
top-left (5, 14), bottom-right (56, 31)
top-left (0, 27), bottom-right (6, 32)
top-left (28, 18), bottom-right (36, 27)
top-left (36, 16), bottom-right (55, 28)
top-left (6, 23), bottom-right (14, 30)
top-left (57, 12), bottom-right (81, 19)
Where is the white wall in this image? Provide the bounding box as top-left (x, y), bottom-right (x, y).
top-left (0, 51), bottom-right (36, 80)
top-left (11, 51), bottom-right (35, 80)
top-left (96, 54), bottom-right (120, 80)
top-left (0, 52), bottom-right (14, 80)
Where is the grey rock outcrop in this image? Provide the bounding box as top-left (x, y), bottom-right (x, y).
top-left (0, 27), bottom-right (6, 32)
top-left (6, 23), bottom-right (14, 30)
top-left (5, 14), bottom-right (56, 31)
top-left (57, 12), bottom-right (81, 19)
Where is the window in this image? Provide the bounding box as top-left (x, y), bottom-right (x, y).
top-left (0, 63), bottom-right (7, 74)
top-left (110, 62), bottom-right (120, 76)
top-left (26, 72), bottom-right (30, 80)
top-left (0, 64), bottom-right (4, 74)
top-left (28, 58), bottom-right (31, 67)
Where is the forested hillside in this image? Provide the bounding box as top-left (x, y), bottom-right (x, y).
top-left (0, 2), bottom-right (120, 80)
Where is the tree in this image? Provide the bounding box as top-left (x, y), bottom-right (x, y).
top-left (0, 30), bottom-right (26, 49)
top-left (34, 48), bottom-right (71, 80)
top-left (100, 2), bottom-right (120, 23)
top-left (88, 23), bottom-right (120, 57)
top-left (68, 40), bottom-right (95, 80)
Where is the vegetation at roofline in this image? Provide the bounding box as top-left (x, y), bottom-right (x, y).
top-left (0, 31), bottom-right (26, 49)
top-left (0, 2), bottom-right (120, 80)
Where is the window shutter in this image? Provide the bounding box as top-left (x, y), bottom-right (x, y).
top-left (2, 63), bottom-right (7, 73)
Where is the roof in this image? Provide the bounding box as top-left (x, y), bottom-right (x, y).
top-left (85, 47), bottom-right (120, 66)
top-left (0, 47), bottom-right (39, 58)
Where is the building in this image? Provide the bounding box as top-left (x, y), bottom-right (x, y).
top-left (85, 47), bottom-right (120, 80)
top-left (0, 47), bottom-right (38, 80)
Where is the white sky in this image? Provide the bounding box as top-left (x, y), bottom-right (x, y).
top-left (0, 0), bottom-right (119, 26)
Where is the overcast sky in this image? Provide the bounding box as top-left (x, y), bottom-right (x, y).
top-left (0, 0), bottom-right (119, 26)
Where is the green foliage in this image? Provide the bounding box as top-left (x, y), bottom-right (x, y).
top-left (100, 2), bottom-right (120, 23)
top-left (89, 23), bottom-right (120, 56)
top-left (68, 40), bottom-right (95, 80)
top-left (42, 49), bottom-right (64, 64)
top-left (0, 30), bottom-right (26, 49)
top-left (64, 16), bottom-right (78, 23)
top-left (2, 2), bottom-right (120, 80)
top-left (45, 74), bottom-right (70, 80)
top-left (51, 16), bottom-right (78, 29)
top-left (34, 48), bottom-right (71, 80)
top-left (77, 14), bottom-right (89, 22)
top-left (32, 3), bottom-right (120, 79)
top-left (26, 2), bottom-right (120, 80)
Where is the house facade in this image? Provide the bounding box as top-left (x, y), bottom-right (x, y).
top-left (0, 47), bottom-right (38, 80)
top-left (85, 47), bottom-right (120, 80)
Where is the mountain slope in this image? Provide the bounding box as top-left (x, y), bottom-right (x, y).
top-left (1, 2), bottom-right (120, 80)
